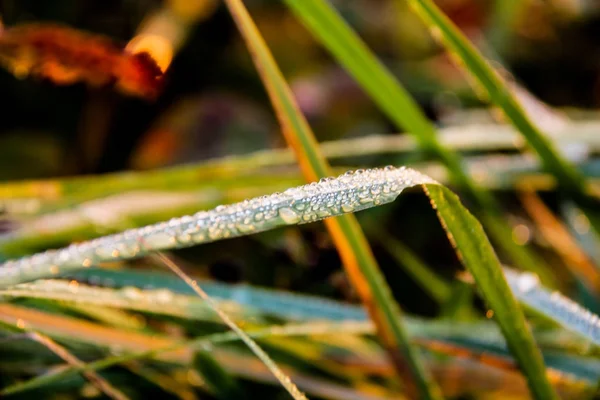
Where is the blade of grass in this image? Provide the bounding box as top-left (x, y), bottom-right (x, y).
top-left (503, 268), bottom-right (600, 345)
top-left (2, 120), bottom-right (600, 203)
top-left (221, 1), bottom-right (441, 398)
top-left (518, 189), bottom-right (600, 295)
top-left (373, 232), bottom-right (452, 304)
top-left (0, 307), bottom-right (405, 400)
top-left (5, 319), bottom-right (129, 400)
top-left (424, 184), bottom-right (558, 399)
top-left (2, 303), bottom-right (595, 397)
top-left (0, 276), bottom-right (592, 353)
top-left (404, 0), bottom-right (600, 230)
top-left (0, 167), bottom-right (560, 399)
top-left (149, 251), bottom-right (308, 400)
top-left (281, 0), bottom-right (556, 287)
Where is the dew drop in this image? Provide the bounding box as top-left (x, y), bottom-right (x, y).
top-left (516, 272), bottom-right (539, 293)
top-left (278, 207), bottom-right (300, 224)
top-left (122, 287), bottom-right (142, 300)
top-left (154, 289), bottom-right (174, 304)
top-left (142, 232), bottom-right (175, 250)
top-left (341, 204), bottom-right (355, 213)
top-left (237, 224), bottom-right (256, 233)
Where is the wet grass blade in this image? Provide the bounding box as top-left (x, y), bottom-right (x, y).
top-left (281, 0), bottom-right (556, 287)
top-left (503, 268), bottom-right (600, 345)
top-left (0, 167), bottom-right (558, 399)
top-left (221, 1), bottom-right (441, 398)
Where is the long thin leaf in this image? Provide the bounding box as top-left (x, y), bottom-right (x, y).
top-left (504, 268), bottom-right (600, 346)
top-left (404, 0), bottom-right (599, 231)
top-left (425, 184), bottom-right (558, 399)
top-left (1, 303), bottom-right (596, 398)
top-left (281, 0), bottom-right (557, 287)
top-left (151, 251), bottom-right (309, 400)
top-left (0, 166), bottom-right (556, 399)
top-left (221, 1), bottom-right (440, 398)
top-left (3, 276), bottom-right (596, 355)
top-left (2, 120), bottom-right (599, 202)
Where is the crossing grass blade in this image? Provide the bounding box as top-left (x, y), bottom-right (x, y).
top-left (404, 0), bottom-right (600, 235)
top-left (0, 166), bottom-right (559, 400)
top-left (221, 1), bottom-right (441, 398)
top-left (281, 0), bottom-right (557, 287)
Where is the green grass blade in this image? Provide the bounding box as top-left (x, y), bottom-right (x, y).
top-left (221, 0), bottom-right (441, 398)
top-left (2, 120), bottom-right (599, 204)
top-left (0, 166), bottom-right (558, 399)
top-left (375, 234), bottom-right (452, 304)
top-left (281, 0), bottom-right (556, 287)
top-left (405, 0), bottom-right (598, 220)
top-left (424, 184), bottom-right (558, 400)
top-left (194, 348), bottom-right (246, 399)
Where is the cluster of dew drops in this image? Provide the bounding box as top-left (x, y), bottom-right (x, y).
top-left (0, 166), bottom-right (431, 286)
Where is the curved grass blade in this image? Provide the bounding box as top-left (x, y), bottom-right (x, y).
top-left (0, 167), bottom-right (433, 287)
top-left (1, 154), bottom-right (598, 259)
top-left (0, 166), bottom-right (556, 399)
top-left (281, 0), bottom-right (556, 287)
top-left (220, 1), bottom-right (440, 397)
top-left (424, 184), bottom-right (558, 399)
top-left (404, 0), bottom-right (599, 231)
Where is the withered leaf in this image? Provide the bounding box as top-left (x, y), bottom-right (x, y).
top-left (0, 23), bottom-right (164, 99)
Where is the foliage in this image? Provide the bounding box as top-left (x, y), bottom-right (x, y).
top-left (1, 1), bottom-right (600, 400)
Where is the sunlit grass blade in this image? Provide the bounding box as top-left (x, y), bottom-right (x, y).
top-left (4, 276), bottom-right (595, 356)
top-left (404, 0), bottom-right (600, 230)
top-left (1, 318), bottom-right (129, 400)
top-left (519, 189), bottom-right (600, 295)
top-left (1, 302), bottom-right (596, 398)
top-left (0, 166), bottom-right (558, 399)
top-left (424, 184), bottom-right (558, 399)
top-left (149, 252), bottom-right (308, 400)
top-left (281, 0), bottom-right (556, 287)
top-left (2, 120), bottom-right (599, 204)
top-left (6, 270), bottom-right (599, 358)
top-left (221, 0), bottom-right (440, 397)
top-left (0, 305), bottom-right (400, 400)
top-left (503, 268), bottom-right (600, 345)
top-left (1, 154), bottom-right (598, 258)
